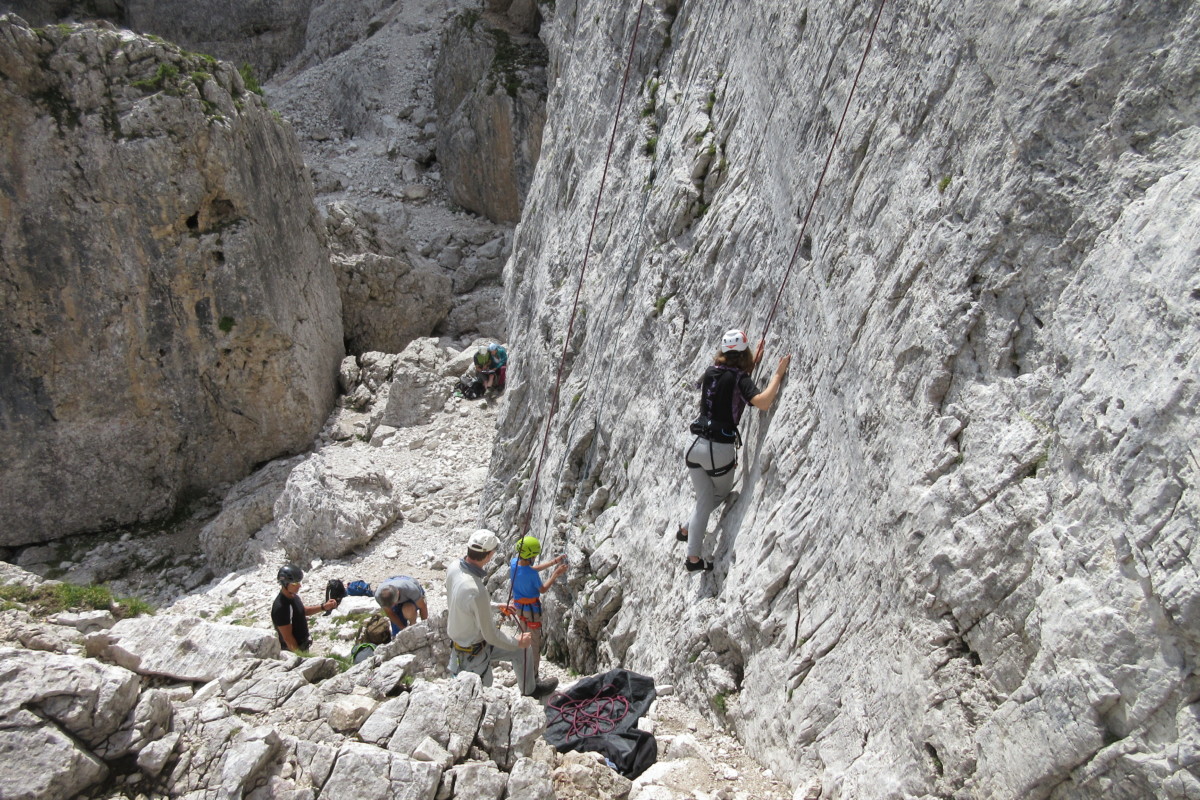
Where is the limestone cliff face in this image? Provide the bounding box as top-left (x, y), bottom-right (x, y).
top-left (435, 8), bottom-right (546, 224)
top-left (487, 1), bottom-right (1200, 797)
top-left (0, 17), bottom-right (343, 547)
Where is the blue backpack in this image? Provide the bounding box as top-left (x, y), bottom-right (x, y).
top-left (346, 580), bottom-right (373, 597)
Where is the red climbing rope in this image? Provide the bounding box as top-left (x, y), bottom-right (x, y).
top-left (759, 0), bottom-right (889, 344)
top-left (546, 685), bottom-right (632, 738)
top-left (519, 2), bottom-right (648, 541)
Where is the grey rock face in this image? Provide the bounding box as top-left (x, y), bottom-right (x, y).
top-left (0, 709), bottom-right (109, 800)
top-left (435, 10), bottom-right (547, 223)
top-left (0, 646), bottom-right (141, 746)
top-left (199, 456), bottom-right (304, 573)
top-left (486, 0), bottom-right (1200, 797)
top-left (326, 202), bottom-right (455, 354)
top-left (124, 0), bottom-right (313, 80)
top-left (0, 18), bottom-right (343, 547)
top-left (85, 614), bottom-right (280, 680)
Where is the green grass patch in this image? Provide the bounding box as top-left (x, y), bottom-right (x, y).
top-left (937, 175), bottom-right (952, 193)
top-left (712, 692), bottom-right (728, 714)
top-left (218, 316), bottom-right (235, 332)
top-left (328, 652), bottom-right (354, 672)
top-left (0, 581), bottom-right (154, 620)
top-left (653, 293), bottom-right (675, 317)
top-left (132, 63), bottom-right (179, 92)
top-left (238, 64), bottom-right (263, 95)
top-left (643, 136), bottom-right (658, 157)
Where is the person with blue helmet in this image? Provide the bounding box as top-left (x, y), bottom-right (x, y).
top-left (474, 342), bottom-right (508, 392)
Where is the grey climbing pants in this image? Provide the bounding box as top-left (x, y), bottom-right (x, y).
top-left (684, 436), bottom-right (737, 560)
top-left (448, 642), bottom-right (534, 695)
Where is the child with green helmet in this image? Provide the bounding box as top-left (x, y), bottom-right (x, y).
top-left (509, 535), bottom-right (568, 694)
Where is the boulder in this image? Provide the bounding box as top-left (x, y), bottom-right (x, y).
top-left (326, 203), bottom-right (453, 354)
top-left (446, 761), bottom-right (507, 800)
top-left (381, 338), bottom-right (457, 429)
top-left (85, 615), bottom-right (279, 681)
top-left (0, 709), bottom-right (109, 800)
top-left (320, 742), bottom-right (442, 800)
top-left (552, 751), bottom-right (633, 800)
top-left (0, 18), bottom-right (343, 547)
top-left (506, 757), bottom-right (556, 800)
top-left (387, 673), bottom-right (485, 763)
top-left (0, 647), bottom-right (141, 747)
top-left (273, 445), bottom-right (402, 561)
top-left (328, 693), bottom-right (379, 732)
top-left (94, 687), bottom-right (173, 760)
top-left (199, 456), bottom-right (304, 573)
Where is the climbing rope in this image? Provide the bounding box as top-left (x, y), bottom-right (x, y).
top-left (518, 1), bottom-right (648, 543)
top-left (759, 0), bottom-right (889, 345)
top-left (546, 685), bottom-right (631, 738)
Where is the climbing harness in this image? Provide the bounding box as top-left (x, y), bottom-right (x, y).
top-left (546, 685), bottom-right (631, 739)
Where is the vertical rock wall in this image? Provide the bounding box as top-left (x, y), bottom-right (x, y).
top-left (487, 1), bottom-right (1200, 797)
top-left (0, 17), bottom-right (343, 547)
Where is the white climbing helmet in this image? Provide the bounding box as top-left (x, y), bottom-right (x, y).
top-left (720, 329), bottom-right (750, 352)
top-left (468, 528), bottom-right (499, 553)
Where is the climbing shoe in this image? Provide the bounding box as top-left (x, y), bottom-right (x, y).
top-left (684, 558), bottom-right (713, 572)
top-left (531, 677), bottom-right (559, 698)
top-left (675, 525), bottom-right (689, 542)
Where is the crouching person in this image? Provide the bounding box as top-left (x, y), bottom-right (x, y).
top-left (272, 564), bottom-right (338, 652)
top-left (446, 529), bottom-right (550, 696)
top-left (375, 575), bottom-right (429, 635)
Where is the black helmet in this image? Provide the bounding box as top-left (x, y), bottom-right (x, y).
top-left (277, 564), bottom-right (303, 586)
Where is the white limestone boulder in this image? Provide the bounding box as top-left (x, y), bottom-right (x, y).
top-left (0, 647), bottom-right (141, 747)
top-left (85, 615), bottom-right (279, 681)
top-left (320, 742), bottom-right (442, 800)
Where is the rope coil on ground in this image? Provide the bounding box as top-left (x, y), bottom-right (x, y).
top-left (547, 685), bottom-right (631, 739)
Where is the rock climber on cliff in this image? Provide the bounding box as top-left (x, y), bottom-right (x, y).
top-left (679, 329), bottom-right (791, 571)
top-left (272, 564), bottom-right (339, 652)
top-left (446, 529), bottom-right (556, 697)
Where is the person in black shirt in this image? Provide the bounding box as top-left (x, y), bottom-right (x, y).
top-left (271, 564), bottom-right (338, 652)
top-left (680, 329), bottom-right (790, 572)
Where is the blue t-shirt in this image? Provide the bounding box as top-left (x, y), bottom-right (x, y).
top-left (510, 557), bottom-right (542, 602)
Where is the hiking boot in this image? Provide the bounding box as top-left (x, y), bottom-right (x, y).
top-left (684, 558), bottom-right (713, 573)
top-left (531, 677), bottom-right (559, 698)
top-left (675, 525), bottom-right (689, 542)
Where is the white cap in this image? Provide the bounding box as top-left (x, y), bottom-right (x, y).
top-left (720, 329), bottom-right (750, 352)
top-left (468, 528), bottom-right (499, 553)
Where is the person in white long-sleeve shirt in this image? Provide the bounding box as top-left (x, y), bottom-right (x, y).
top-left (446, 529), bottom-right (557, 697)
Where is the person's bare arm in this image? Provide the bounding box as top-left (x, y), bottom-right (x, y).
top-left (750, 354), bottom-right (792, 409)
top-left (539, 563), bottom-right (569, 593)
top-left (277, 625), bottom-right (300, 651)
top-left (383, 605), bottom-right (405, 630)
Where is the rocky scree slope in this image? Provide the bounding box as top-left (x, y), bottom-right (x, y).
top-left (484, 1), bottom-right (1200, 798)
top-left (0, 17), bottom-right (343, 548)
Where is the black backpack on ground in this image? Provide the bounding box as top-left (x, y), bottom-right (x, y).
top-left (324, 579), bottom-right (347, 615)
top-left (458, 373), bottom-right (485, 399)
